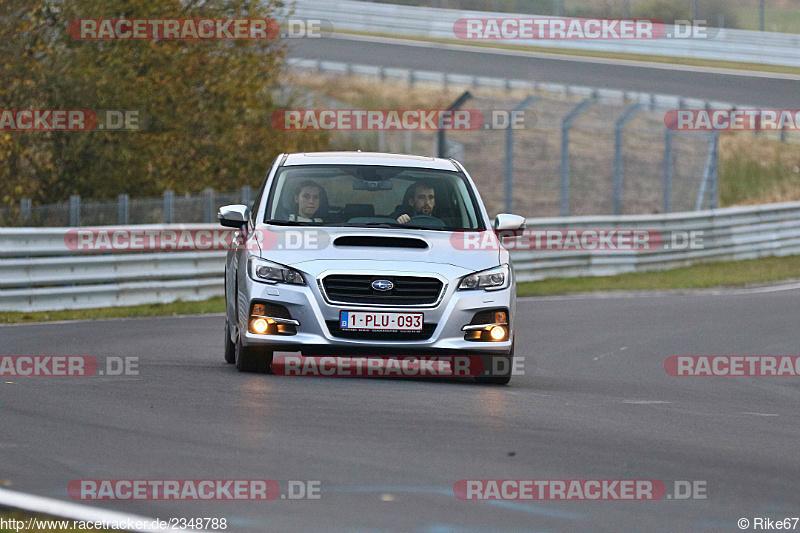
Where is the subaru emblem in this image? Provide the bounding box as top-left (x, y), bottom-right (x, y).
top-left (371, 279), bottom-right (394, 291)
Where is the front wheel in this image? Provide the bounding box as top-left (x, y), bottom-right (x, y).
top-left (224, 319), bottom-right (235, 364)
top-left (234, 332), bottom-right (273, 373)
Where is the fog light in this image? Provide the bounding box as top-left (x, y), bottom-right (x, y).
top-left (251, 317), bottom-right (269, 334)
top-left (489, 325), bottom-right (506, 341)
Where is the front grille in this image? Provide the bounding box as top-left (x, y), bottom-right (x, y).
top-left (326, 321), bottom-right (436, 340)
top-left (321, 275), bottom-right (443, 306)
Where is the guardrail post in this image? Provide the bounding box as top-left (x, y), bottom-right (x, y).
top-left (505, 95), bottom-right (539, 213)
top-left (204, 188), bottom-right (215, 223)
top-left (437, 91), bottom-right (472, 158)
top-left (560, 97), bottom-right (594, 216)
top-left (163, 190), bottom-right (174, 224)
top-left (118, 194), bottom-right (129, 225)
top-left (408, 70), bottom-right (415, 89)
top-left (781, 125), bottom-right (787, 143)
top-left (20, 198), bottom-right (31, 220)
top-left (709, 131), bottom-right (719, 209)
top-left (69, 195), bottom-right (80, 227)
top-left (405, 130), bottom-right (412, 154)
top-left (663, 128), bottom-right (674, 213)
top-left (613, 103), bottom-right (643, 215)
top-left (696, 132), bottom-right (718, 210)
top-left (241, 186), bottom-right (252, 207)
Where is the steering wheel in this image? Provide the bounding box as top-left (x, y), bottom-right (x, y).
top-left (407, 214), bottom-right (446, 228)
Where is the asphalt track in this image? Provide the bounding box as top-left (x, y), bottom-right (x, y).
top-left (2, 287), bottom-right (799, 531)
top-left (287, 35), bottom-right (800, 108)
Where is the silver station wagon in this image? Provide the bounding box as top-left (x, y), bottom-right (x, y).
top-left (219, 152), bottom-right (525, 384)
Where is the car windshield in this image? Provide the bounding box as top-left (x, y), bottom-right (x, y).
top-left (263, 165), bottom-right (485, 231)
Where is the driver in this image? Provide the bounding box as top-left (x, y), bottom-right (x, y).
top-left (289, 180), bottom-right (324, 223)
top-left (396, 181), bottom-right (436, 224)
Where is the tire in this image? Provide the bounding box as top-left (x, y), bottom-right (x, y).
top-left (476, 343), bottom-right (514, 385)
top-left (234, 331), bottom-right (273, 373)
top-left (224, 319), bottom-right (236, 364)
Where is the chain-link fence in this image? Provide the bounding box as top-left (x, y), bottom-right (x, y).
top-left (308, 92), bottom-right (717, 218)
top-left (0, 188), bottom-right (254, 228)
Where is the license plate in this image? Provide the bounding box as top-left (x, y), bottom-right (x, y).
top-left (339, 311), bottom-right (423, 332)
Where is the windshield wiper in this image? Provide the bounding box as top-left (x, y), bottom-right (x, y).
top-left (340, 222), bottom-right (405, 228)
top-left (340, 222), bottom-right (451, 231)
top-left (263, 219), bottom-right (315, 226)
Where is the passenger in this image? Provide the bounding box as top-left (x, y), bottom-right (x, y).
top-left (289, 180), bottom-right (324, 223)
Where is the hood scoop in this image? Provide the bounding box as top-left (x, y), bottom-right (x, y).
top-left (333, 236), bottom-right (429, 249)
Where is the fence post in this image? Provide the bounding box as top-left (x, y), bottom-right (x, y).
top-left (378, 130), bottom-right (386, 152)
top-left (20, 198), bottom-right (31, 220)
top-left (69, 195), bottom-right (81, 227)
top-left (663, 128), bottom-right (674, 213)
top-left (504, 95), bottom-right (539, 214)
top-left (709, 131), bottom-right (719, 209)
top-left (613, 103), bottom-right (643, 215)
top-left (204, 188), bottom-right (215, 223)
top-left (696, 132), bottom-right (718, 210)
top-left (163, 190), bottom-right (174, 224)
top-left (437, 91), bottom-right (472, 158)
top-left (560, 97), bottom-right (594, 216)
top-left (118, 194), bottom-right (129, 225)
top-left (241, 186), bottom-right (252, 207)
top-left (404, 130), bottom-right (412, 154)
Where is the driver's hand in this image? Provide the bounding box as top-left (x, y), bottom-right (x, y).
top-left (397, 214), bottom-right (410, 224)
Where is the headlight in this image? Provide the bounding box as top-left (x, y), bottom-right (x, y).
top-left (248, 257), bottom-right (305, 285)
top-left (458, 264), bottom-right (510, 291)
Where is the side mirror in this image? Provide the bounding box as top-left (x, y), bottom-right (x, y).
top-left (218, 204), bottom-right (249, 228)
top-left (494, 213), bottom-right (526, 231)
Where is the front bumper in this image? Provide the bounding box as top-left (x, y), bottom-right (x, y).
top-left (240, 273), bottom-right (514, 355)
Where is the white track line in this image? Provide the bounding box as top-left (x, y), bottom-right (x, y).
top-left (0, 487), bottom-right (201, 532)
top-left (519, 281), bottom-right (800, 301)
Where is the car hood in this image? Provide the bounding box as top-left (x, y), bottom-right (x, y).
top-left (253, 225), bottom-right (502, 274)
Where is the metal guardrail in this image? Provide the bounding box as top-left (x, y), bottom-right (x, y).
top-left (3, 201), bottom-right (800, 311)
top-left (290, 0), bottom-right (800, 68)
top-left (287, 57), bottom-right (743, 112)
